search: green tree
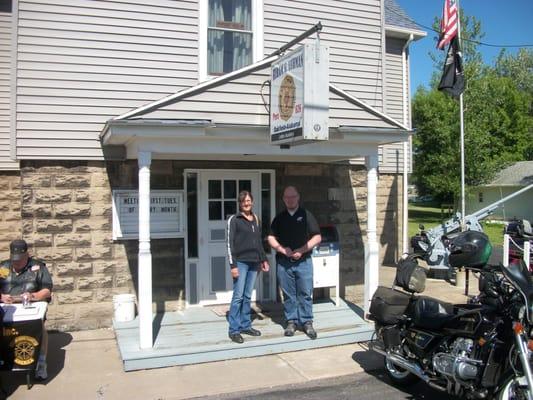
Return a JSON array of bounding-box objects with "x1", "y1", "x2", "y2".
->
[
  {"x1": 495, "y1": 49, "x2": 533, "y2": 95},
  {"x1": 412, "y1": 14, "x2": 532, "y2": 202},
  {"x1": 464, "y1": 72, "x2": 531, "y2": 185},
  {"x1": 494, "y1": 49, "x2": 533, "y2": 158}
]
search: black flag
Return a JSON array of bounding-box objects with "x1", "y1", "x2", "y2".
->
[{"x1": 438, "y1": 36, "x2": 465, "y2": 98}]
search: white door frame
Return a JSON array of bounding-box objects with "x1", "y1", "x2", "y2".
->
[{"x1": 184, "y1": 169, "x2": 276, "y2": 307}]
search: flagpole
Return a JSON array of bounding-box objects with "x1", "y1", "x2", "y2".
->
[
  {"x1": 457, "y1": 0, "x2": 465, "y2": 230},
  {"x1": 456, "y1": 0, "x2": 469, "y2": 296}
]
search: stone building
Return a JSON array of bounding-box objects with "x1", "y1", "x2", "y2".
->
[{"x1": 0, "y1": 0, "x2": 424, "y2": 331}]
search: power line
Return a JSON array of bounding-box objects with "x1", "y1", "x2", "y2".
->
[{"x1": 385, "y1": 4, "x2": 533, "y2": 48}]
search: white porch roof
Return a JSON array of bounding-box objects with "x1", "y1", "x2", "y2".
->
[{"x1": 102, "y1": 118, "x2": 409, "y2": 162}]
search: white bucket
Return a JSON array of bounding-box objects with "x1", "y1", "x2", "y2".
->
[{"x1": 113, "y1": 294, "x2": 136, "y2": 322}]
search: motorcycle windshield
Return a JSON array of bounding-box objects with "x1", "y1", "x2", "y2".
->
[{"x1": 500, "y1": 260, "x2": 533, "y2": 323}]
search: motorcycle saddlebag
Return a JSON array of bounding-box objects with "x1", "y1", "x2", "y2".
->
[
  {"x1": 370, "y1": 286, "x2": 411, "y2": 324},
  {"x1": 394, "y1": 257, "x2": 427, "y2": 293}
]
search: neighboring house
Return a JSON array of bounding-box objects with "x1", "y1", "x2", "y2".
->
[
  {"x1": 466, "y1": 161, "x2": 533, "y2": 221},
  {"x1": 0, "y1": 0, "x2": 424, "y2": 332}
]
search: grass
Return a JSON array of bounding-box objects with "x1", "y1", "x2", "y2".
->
[{"x1": 408, "y1": 203, "x2": 503, "y2": 246}]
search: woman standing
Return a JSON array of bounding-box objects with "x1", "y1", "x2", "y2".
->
[{"x1": 226, "y1": 191, "x2": 270, "y2": 343}]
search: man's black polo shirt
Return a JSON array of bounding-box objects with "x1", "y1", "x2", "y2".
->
[
  {"x1": 270, "y1": 207, "x2": 320, "y2": 264},
  {"x1": 0, "y1": 257, "x2": 53, "y2": 296}
]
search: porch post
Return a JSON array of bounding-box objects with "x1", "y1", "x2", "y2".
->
[
  {"x1": 138, "y1": 151, "x2": 153, "y2": 349},
  {"x1": 363, "y1": 155, "x2": 379, "y2": 316}
]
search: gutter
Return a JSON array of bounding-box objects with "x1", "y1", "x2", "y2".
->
[{"x1": 401, "y1": 34, "x2": 414, "y2": 254}]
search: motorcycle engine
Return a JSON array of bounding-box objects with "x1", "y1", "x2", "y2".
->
[{"x1": 433, "y1": 338, "x2": 480, "y2": 381}]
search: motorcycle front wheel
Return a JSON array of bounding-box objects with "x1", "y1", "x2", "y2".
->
[
  {"x1": 497, "y1": 376, "x2": 531, "y2": 400},
  {"x1": 384, "y1": 358, "x2": 418, "y2": 386}
]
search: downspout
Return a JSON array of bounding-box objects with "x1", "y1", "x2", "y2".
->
[{"x1": 401, "y1": 34, "x2": 414, "y2": 254}]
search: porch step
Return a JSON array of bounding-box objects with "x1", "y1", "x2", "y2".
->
[{"x1": 114, "y1": 299, "x2": 374, "y2": 371}]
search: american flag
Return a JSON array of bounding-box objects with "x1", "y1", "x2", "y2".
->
[{"x1": 437, "y1": 0, "x2": 458, "y2": 50}]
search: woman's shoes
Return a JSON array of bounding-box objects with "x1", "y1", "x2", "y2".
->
[
  {"x1": 229, "y1": 328, "x2": 261, "y2": 343},
  {"x1": 229, "y1": 333, "x2": 244, "y2": 343}
]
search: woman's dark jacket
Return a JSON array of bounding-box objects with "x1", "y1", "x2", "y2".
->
[{"x1": 226, "y1": 212, "x2": 267, "y2": 267}]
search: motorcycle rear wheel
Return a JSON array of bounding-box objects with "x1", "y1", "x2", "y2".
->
[
  {"x1": 497, "y1": 376, "x2": 530, "y2": 400},
  {"x1": 384, "y1": 358, "x2": 418, "y2": 386}
]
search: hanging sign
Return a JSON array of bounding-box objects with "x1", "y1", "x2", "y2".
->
[
  {"x1": 270, "y1": 43, "x2": 329, "y2": 145},
  {"x1": 112, "y1": 190, "x2": 184, "y2": 239}
]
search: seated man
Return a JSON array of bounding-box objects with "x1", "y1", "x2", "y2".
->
[{"x1": 0, "y1": 239, "x2": 53, "y2": 380}]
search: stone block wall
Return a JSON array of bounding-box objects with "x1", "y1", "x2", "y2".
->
[
  {"x1": 19, "y1": 160, "x2": 187, "y2": 330},
  {"x1": 0, "y1": 172, "x2": 22, "y2": 259},
  {"x1": 20, "y1": 161, "x2": 126, "y2": 330}
]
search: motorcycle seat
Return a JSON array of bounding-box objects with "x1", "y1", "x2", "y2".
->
[{"x1": 413, "y1": 297, "x2": 454, "y2": 330}]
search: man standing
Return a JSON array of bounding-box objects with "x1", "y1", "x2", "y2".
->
[
  {"x1": 0, "y1": 239, "x2": 53, "y2": 380},
  {"x1": 268, "y1": 186, "x2": 321, "y2": 339}
]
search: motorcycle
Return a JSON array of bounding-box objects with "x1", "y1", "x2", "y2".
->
[{"x1": 368, "y1": 230, "x2": 533, "y2": 399}]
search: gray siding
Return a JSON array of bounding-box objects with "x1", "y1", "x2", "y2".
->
[
  {"x1": 264, "y1": 0, "x2": 383, "y2": 108},
  {"x1": 379, "y1": 36, "x2": 410, "y2": 173},
  {"x1": 15, "y1": 0, "x2": 199, "y2": 159},
  {"x1": 147, "y1": 0, "x2": 389, "y2": 128},
  {"x1": 15, "y1": 0, "x2": 396, "y2": 160},
  {"x1": 0, "y1": 12, "x2": 18, "y2": 169}
]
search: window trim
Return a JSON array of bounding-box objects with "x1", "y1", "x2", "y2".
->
[{"x1": 198, "y1": 0, "x2": 263, "y2": 82}]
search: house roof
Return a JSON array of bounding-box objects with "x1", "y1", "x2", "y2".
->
[
  {"x1": 487, "y1": 161, "x2": 533, "y2": 186},
  {"x1": 384, "y1": 0, "x2": 426, "y2": 39}
]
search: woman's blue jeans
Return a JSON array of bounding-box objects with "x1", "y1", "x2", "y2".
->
[{"x1": 228, "y1": 261, "x2": 259, "y2": 334}]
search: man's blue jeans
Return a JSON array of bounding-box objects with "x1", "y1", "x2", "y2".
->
[
  {"x1": 277, "y1": 257, "x2": 313, "y2": 325},
  {"x1": 228, "y1": 261, "x2": 259, "y2": 335}
]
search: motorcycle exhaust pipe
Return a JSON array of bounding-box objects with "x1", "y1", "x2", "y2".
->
[{"x1": 370, "y1": 342, "x2": 447, "y2": 393}]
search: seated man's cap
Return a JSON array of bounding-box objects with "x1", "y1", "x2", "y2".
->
[{"x1": 10, "y1": 239, "x2": 28, "y2": 261}]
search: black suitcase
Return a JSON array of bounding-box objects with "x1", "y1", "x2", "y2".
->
[{"x1": 370, "y1": 286, "x2": 411, "y2": 324}]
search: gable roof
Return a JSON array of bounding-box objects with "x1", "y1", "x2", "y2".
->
[
  {"x1": 384, "y1": 0, "x2": 426, "y2": 39},
  {"x1": 487, "y1": 161, "x2": 533, "y2": 186}
]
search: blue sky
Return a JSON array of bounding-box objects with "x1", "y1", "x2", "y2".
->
[{"x1": 395, "y1": 0, "x2": 533, "y2": 95}]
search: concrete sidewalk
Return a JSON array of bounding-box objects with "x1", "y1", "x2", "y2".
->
[
  {"x1": 1, "y1": 330, "x2": 381, "y2": 400},
  {"x1": 1, "y1": 267, "x2": 476, "y2": 400}
]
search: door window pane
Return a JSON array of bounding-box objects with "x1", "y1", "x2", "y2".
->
[
  {"x1": 208, "y1": 180, "x2": 221, "y2": 199},
  {"x1": 239, "y1": 180, "x2": 251, "y2": 193},
  {"x1": 224, "y1": 201, "x2": 237, "y2": 218},
  {"x1": 224, "y1": 180, "x2": 236, "y2": 198},
  {"x1": 209, "y1": 201, "x2": 222, "y2": 220}
]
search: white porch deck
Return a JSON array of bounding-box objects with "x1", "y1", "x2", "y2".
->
[{"x1": 113, "y1": 299, "x2": 373, "y2": 371}]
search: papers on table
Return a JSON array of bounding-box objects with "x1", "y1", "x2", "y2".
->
[{"x1": 0, "y1": 302, "x2": 48, "y2": 322}]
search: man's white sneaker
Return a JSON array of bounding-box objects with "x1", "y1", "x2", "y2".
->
[{"x1": 35, "y1": 360, "x2": 48, "y2": 380}]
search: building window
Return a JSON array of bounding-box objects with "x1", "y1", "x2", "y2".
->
[
  {"x1": 199, "y1": 0, "x2": 263, "y2": 81},
  {"x1": 478, "y1": 192, "x2": 483, "y2": 203},
  {"x1": 0, "y1": 1, "x2": 12, "y2": 13},
  {"x1": 208, "y1": 0, "x2": 252, "y2": 75}
]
